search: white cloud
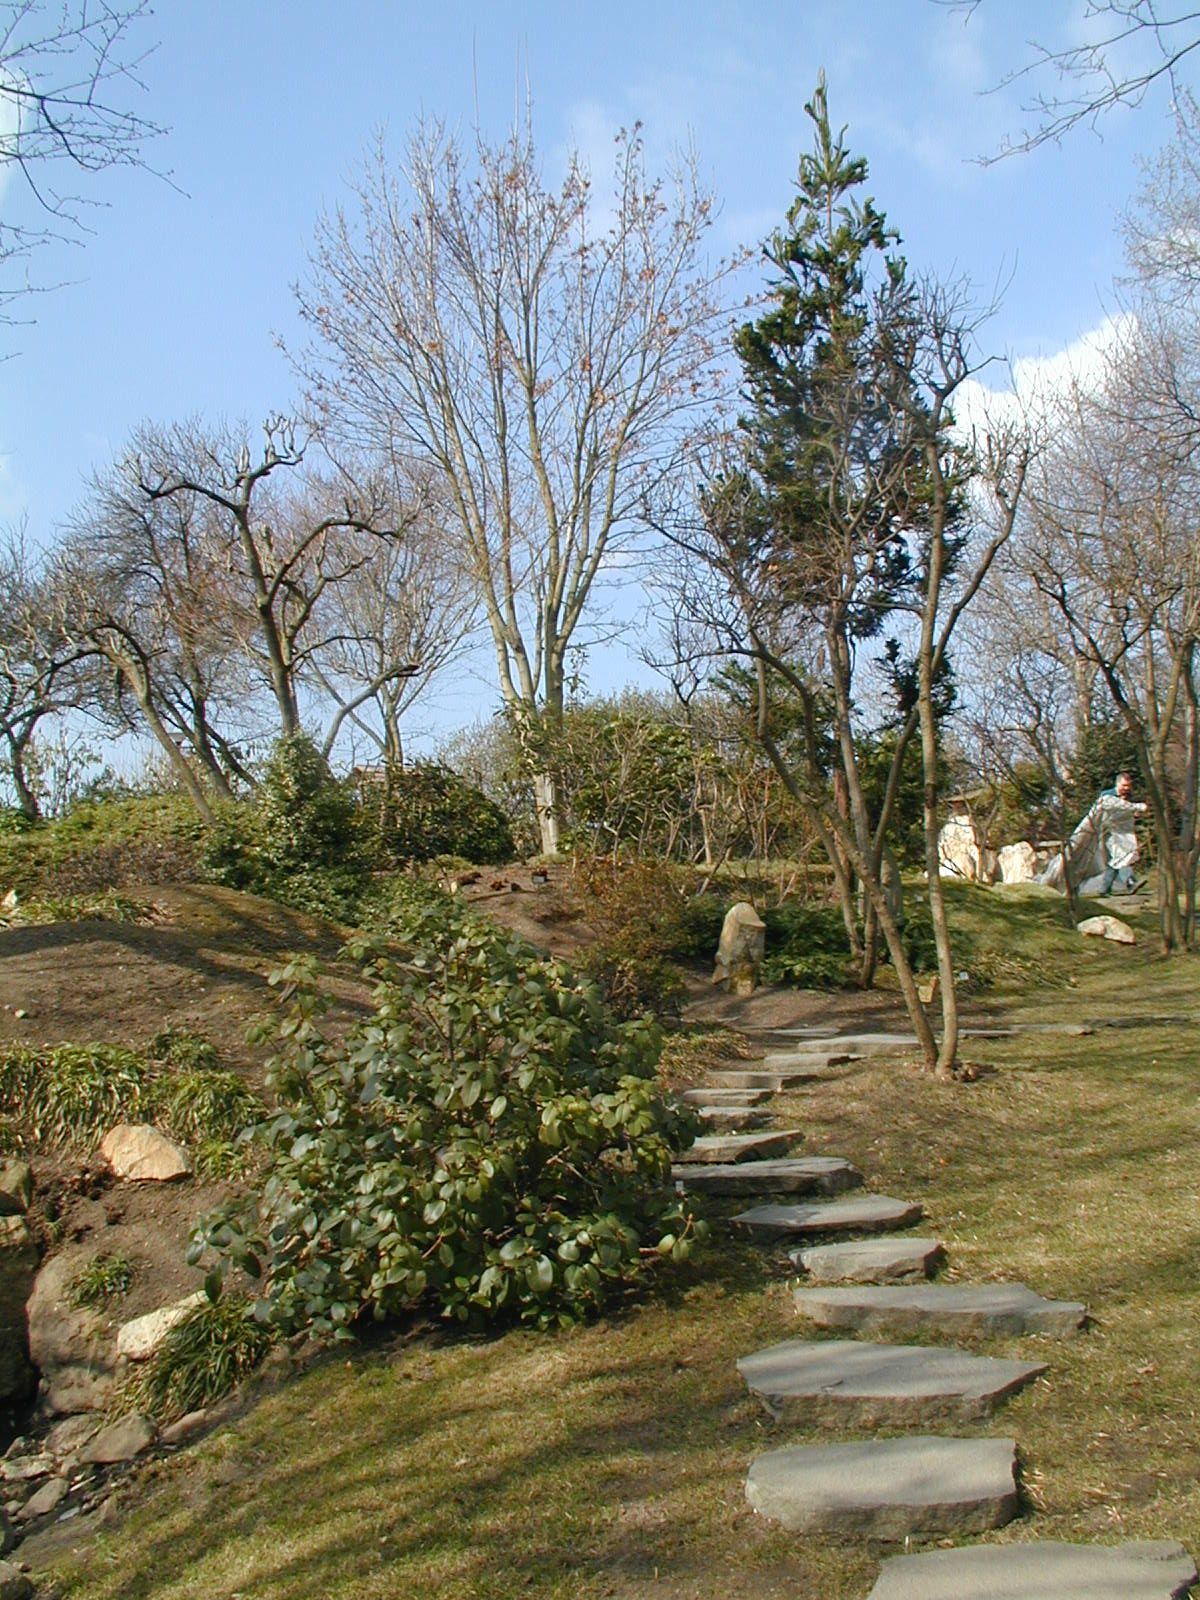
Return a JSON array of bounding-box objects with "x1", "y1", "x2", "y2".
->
[{"x1": 954, "y1": 312, "x2": 1135, "y2": 439}]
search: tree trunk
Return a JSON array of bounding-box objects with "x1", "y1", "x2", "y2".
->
[{"x1": 533, "y1": 771, "x2": 561, "y2": 856}]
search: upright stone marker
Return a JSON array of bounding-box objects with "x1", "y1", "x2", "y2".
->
[{"x1": 713, "y1": 901, "x2": 766, "y2": 995}]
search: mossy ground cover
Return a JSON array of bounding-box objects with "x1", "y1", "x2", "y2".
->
[{"x1": 38, "y1": 884, "x2": 1200, "y2": 1599}]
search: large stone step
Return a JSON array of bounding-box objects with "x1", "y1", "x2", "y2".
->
[
  {"x1": 866, "y1": 1539, "x2": 1198, "y2": 1599},
  {"x1": 709, "y1": 1067, "x2": 844, "y2": 1091},
  {"x1": 746, "y1": 1435, "x2": 1018, "y2": 1539},
  {"x1": 675, "y1": 1129, "x2": 803, "y2": 1165},
  {"x1": 679, "y1": 1087, "x2": 772, "y2": 1107},
  {"x1": 759, "y1": 1049, "x2": 857, "y2": 1070},
  {"x1": 671, "y1": 1156, "x2": 862, "y2": 1197},
  {"x1": 735, "y1": 1194, "x2": 923, "y2": 1238},
  {"x1": 692, "y1": 1105, "x2": 772, "y2": 1130},
  {"x1": 737, "y1": 1338, "x2": 1047, "y2": 1426},
  {"x1": 792, "y1": 1282, "x2": 1087, "y2": 1338},
  {"x1": 795, "y1": 1237, "x2": 946, "y2": 1284}
]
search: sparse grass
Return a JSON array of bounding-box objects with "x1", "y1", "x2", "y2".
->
[
  {"x1": 121, "y1": 1296, "x2": 276, "y2": 1423},
  {"x1": 0, "y1": 1039, "x2": 262, "y2": 1153},
  {"x1": 69, "y1": 1251, "x2": 137, "y2": 1309},
  {"x1": 657, "y1": 1026, "x2": 758, "y2": 1088},
  {"x1": 42, "y1": 881, "x2": 1200, "y2": 1599}
]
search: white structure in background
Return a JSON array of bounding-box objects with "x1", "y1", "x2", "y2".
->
[
  {"x1": 996, "y1": 841, "x2": 1040, "y2": 883},
  {"x1": 936, "y1": 802, "x2": 996, "y2": 883}
]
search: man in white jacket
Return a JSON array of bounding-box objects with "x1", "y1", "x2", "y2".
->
[{"x1": 1096, "y1": 772, "x2": 1147, "y2": 895}]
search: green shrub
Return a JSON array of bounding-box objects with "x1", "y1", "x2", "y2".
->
[
  {"x1": 567, "y1": 857, "x2": 692, "y2": 1018},
  {"x1": 362, "y1": 762, "x2": 514, "y2": 865},
  {"x1": 0, "y1": 890, "x2": 150, "y2": 926},
  {"x1": 194, "y1": 894, "x2": 705, "y2": 1336},
  {"x1": 258, "y1": 735, "x2": 359, "y2": 872},
  {"x1": 69, "y1": 1252, "x2": 136, "y2": 1309},
  {"x1": 761, "y1": 901, "x2": 855, "y2": 987},
  {"x1": 0, "y1": 793, "x2": 204, "y2": 898},
  {"x1": 123, "y1": 1293, "x2": 275, "y2": 1421}
]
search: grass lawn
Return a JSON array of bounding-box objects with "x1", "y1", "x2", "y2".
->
[{"x1": 41, "y1": 885, "x2": 1200, "y2": 1599}]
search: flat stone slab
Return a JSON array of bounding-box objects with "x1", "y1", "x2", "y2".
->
[
  {"x1": 693, "y1": 1105, "x2": 771, "y2": 1129},
  {"x1": 771, "y1": 1030, "x2": 917, "y2": 1053},
  {"x1": 675, "y1": 1129, "x2": 802, "y2": 1165},
  {"x1": 734, "y1": 1194, "x2": 923, "y2": 1238},
  {"x1": 792, "y1": 1282, "x2": 1087, "y2": 1337},
  {"x1": 708, "y1": 1068, "x2": 842, "y2": 1091},
  {"x1": 746, "y1": 1435, "x2": 1018, "y2": 1539},
  {"x1": 671, "y1": 1156, "x2": 862, "y2": 1197},
  {"x1": 680, "y1": 1088, "x2": 772, "y2": 1106},
  {"x1": 760, "y1": 1050, "x2": 856, "y2": 1070},
  {"x1": 867, "y1": 1539, "x2": 1198, "y2": 1599},
  {"x1": 793, "y1": 1237, "x2": 946, "y2": 1284},
  {"x1": 737, "y1": 1339, "x2": 1047, "y2": 1426}
]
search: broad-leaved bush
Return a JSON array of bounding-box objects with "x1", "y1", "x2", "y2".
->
[{"x1": 194, "y1": 888, "x2": 705, "y2": 1334}]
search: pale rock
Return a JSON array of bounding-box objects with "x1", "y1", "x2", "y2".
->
[
  {"x1": 26, "y1": 1251, "x2": 118, "y2": 1415},
  {"x1": 117, "y1": 1292, "x2": 206, "y2": 1362},
  {"x1": 998, "y1": 840, "x2": 1039, "y2": 883},
  {"x1": 160, "y1": 1408, "x2": 211, "y2": 1447},
  {"x1": 713, "y1": 902, "x2": 766, "y2": 994},
  {"x1": 1078, "y1": 914, "x2": 1136, "y2": 944},
  {"x1": 0, "y1": 1456, "x2": 52, "y2": 1482},
  {"x1": 77, "y1": 1412, "x2": 156, "y2": 1465},
  {"x1": 16, "y1": 1476, "x2": 68, "y2": 1521},
  {"x1": 0, "y1": 1163, "x2": 32, "y2": 1217},
  {"x1": 99, "y1": 1124, "x2": 191, "y2": 1182},
  {"x1": 937, "y1": 814, "x2": 994, "y2": 882}
]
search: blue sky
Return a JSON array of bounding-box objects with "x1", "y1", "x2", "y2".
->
[{"x1": 0, "y1": 0, "x2": 1191, "y2": 748}]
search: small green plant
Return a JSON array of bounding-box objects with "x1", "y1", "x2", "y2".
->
[
  {"x1": 0, "y1": 1044, "x2": 154, "y2": 1148},
  {"x1": 152, "y1": 1070, "x2": 261, "y2": 1145},
  {"x1": 147, "y1": 1028, "x2": 219, "y2": 1072},
  {"x1": 0, "y1": 1044, "x2": 263, "y2": 1153},
  {"x1": 123, "y1": 1293, "x2": 275, "y2": 1421},
  {"x1": 192, "y1": 1138, "x2": 253, "y2": 1183},
  {"x1": 69, "y1": 1251, "x2": 136, "y2": 1309},
  {"x1": 0, "y1": 890, "x2": 150, "y2": 927}
]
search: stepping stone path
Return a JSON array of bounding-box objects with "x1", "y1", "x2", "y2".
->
[
  {"x1": 737, "y1": 1338, "x2": 1047, "y2": 1426},
  {"x1": 672, "y1": 1025, "x2": 1197, "y2": 1591},
  {"x1": 745, "y1": 1435, "x2": 1018, "y2": 1538},
  {"x1": 692, "y1": 1105, "x2": 771, "y2": 1130},
  {"x1": 791, "y1": 1281, "x2": 1087, "y2": 1338},
  {"x1": 735, "y1": 1194, "x2": 924, "y2": 1238},
  {"x1": 866, "y1": 1539, "x2": 1198, "y2": 1598},
  {"x1": 795, "y1": 1237, "x2": 944, "y2": 1284},
  {"x1": 675, "y1": 1129, "x2": 802, "y2": 1165},
  {"x1": 671, "y1": 1156, "x2": 861, "y2": 1197},
  {"x1": 680, "y1": 1087, "x2": 772, "y2": 1106}
]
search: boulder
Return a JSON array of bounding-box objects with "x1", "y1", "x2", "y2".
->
[
  {"x1": 0, "y1": 1163, "x2": 32, "y2": 1217},
  {"x1": 16, "y1": 1476, "x2": 68, "y2": 1521},
  {"x1": 997, "y1": 840, "x2": 1039, "y2": 883},
  {"x1": 77, "y1": 1411, "x2": 156, "y2": 1465},
  {"x1": 713, "y1": 902, "x2": 766, "y2": 995},
  {"x1": 1078, "y1": 914, "x2": 1136, "y2": 945},
  {"x1": 937, "y1": 814, "x2": 993, "y2": 883},
  {"x1": 99, "y1": 1124, "x2": 191, "y2": 1182},
  {"x1": 117, "y1": 1292, "x2": 207, "y2": 1362},
  {"x1": 0, "y1": 1561, "x2": 31, "y2": 1600},
  {"x1": 26, "y1": 1249, "x2": 118, "y2": 1415},
  {"x1": 0, "y1": 1217, "x2": 37, "y2": 1407}
]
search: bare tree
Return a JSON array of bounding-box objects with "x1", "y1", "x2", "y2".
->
[
  {"x1": 1, "y1": 0, "x2": 164, "y2": 315},
  {"x1": 0, "y1": 524, "x2": 94, "y2": 816},
  {"x1": 127, "y1": 418, "x2": 402, "y2": 743},
  {"x1": 1020, "y1": 317, "x2": 1200, "y2": 949},
  {"x1": 951, "y1": 0, "x2": 1200, "y2": 159},
  {"x1": 295, "y1": 116, "x2": 732, "y2": 852},
  {"x1": 306, "y1": 489, "x2": 478, "y2": 764}
]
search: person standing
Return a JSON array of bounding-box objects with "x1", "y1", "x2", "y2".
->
[{"x1": 1097, "y1": 771, "x2": 1148, "y2": 894}]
